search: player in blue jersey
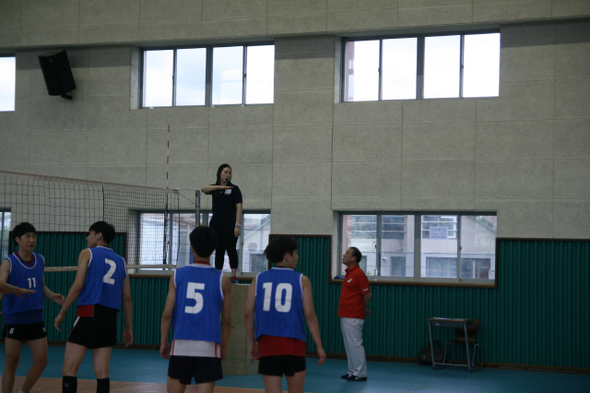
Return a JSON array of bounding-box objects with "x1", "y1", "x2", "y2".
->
[
  {"x1": 0, "y1": 222, "x2": 65, "y2": 393},
  {"x1": 54, "y1": 221, "x2": 133, "y2": 393},
  {"x1": 0, "y1": 276, "x2": 35, "y2": 296},
  {"x1": 160, "y1": 226, "x2": 231, "y2": 393},
  {"x1": 245, "y1": 236, "x2": 326, "y2": 393}
]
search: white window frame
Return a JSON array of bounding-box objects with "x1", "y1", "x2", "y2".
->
[
  {"x1": 337, "y1": 212, "x2": 497, "y2": 287},
  {"x1": 0, "y1": 210, "x2": 11, "y2": 260},
  {"x1": 342, "y1": 31, "x2": 500, "y2": 102},
  {"x1": 137, "y1": 210, "x2": 270, "y2": 278},
  {"x1": 141, "y1": 43, "x2": 274, "y2": 108},
  {"x1": 0, "y1": 56, "x2": 16, "y2": 112}
]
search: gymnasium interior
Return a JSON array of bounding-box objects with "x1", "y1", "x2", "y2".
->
[{"x1": 0, "y1": 1, "x2": 589, "y2": 392}]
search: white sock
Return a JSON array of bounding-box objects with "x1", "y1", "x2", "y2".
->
[{"x1": 19, "y1": 390, "x2": 27, "y2": 393}]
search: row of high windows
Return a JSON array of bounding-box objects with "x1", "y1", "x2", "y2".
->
[{"x1": 0, "y1": 31, "x2": 500, "y2": 112}]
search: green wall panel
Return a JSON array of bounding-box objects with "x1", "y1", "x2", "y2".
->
[
  {"x1": 44, "y1": 271, "x2": 77, "y2": 341},
  {"x1": 10, "y1": 232, "x2": 126, "y2": 267},
  {"x1": 124, "y1": 276, "x2": 169, "y2": 345},
  {"x1": 294, "y1": 236, "x2": 588, "y2": 369},
  {"x1": 3, "y1": 234, "x2": 587, "y2": 369}
]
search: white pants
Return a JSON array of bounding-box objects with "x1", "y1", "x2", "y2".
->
[{"x1": 340, "y1": 317, "x2": 367, "y2": 378}]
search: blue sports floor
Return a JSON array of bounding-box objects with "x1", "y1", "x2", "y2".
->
[{"x1": 2, "y1": 345, "x2": 589, "y2": 393}]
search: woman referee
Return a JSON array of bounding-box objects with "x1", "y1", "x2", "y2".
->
[{"x1": 201, "y1": 163, "x2": 243, "y2": 283}]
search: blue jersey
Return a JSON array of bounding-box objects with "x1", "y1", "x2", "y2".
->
[
  {"x1": 254, "y1": 268, "x2": 306, "y2": 342},
  {"x1": 172, "y1": 264, "x2": 223, "y2": 343},
  {"x1": 2, "y1": 252, "x2": 45, "y2": 323},
  {"x1": 77, "y1": 246, "x2": 127, "y2": 310}
]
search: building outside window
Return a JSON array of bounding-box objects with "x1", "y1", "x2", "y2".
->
[
  {"x1": 138, "y1": 211, "x2": 270, "y2": 276},
  {"x1": 339, "y1": 213, "x2": 497, "y2": 285}
]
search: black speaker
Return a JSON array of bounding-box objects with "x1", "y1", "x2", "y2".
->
[{"x1": 38, "y1": 50, "x2": 76, "y2": 99}]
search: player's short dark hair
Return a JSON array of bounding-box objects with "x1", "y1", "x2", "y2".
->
[
  {"x1": 349, "y1": 247, "x2": 362, "y2": 263},
  {"x1": 264, "y1": 236, "x2": 298, "y2": 264},
  {"x1": 12, "y1": 222, "x2": 37, "y2": 241},
  {"x1": 89, "y1": 221, "x2": 116, "y2": 244},
  {"x1": 190, "y1": 226, "x2": 218, "y2": 258}
]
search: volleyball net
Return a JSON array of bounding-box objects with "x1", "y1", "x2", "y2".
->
[{"x1": 0, "y1": 171, "x2": 182, "y2": 270}]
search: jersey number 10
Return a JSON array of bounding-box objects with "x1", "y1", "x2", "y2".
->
[{"x1": 262, "y1": 282, "x2": 293, "y2": 313}]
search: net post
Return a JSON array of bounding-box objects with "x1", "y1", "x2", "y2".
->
[{"x1": 195, "y1": 190, "x2": 201, "y2": 226}]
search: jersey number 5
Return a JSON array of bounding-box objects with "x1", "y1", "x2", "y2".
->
[
  {"x1": 262, "y1": 282, "x2": 292, "y2": 312},
  {"x1": 185, "y1": 282, "x2": 204, "y2": 314}
]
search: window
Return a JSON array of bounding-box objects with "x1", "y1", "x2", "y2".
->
[
  {"x1": 343, "y1": 32, "x2": 500, "y2": 102},
  {"x1": 339, "y1": 213, "x2": 497, "y2": 286},
  {"x1": 138, "y1": 211, "x2": 270, "y2": 276},
  {"x1": 0, "y1": 210, "x2": 11, "y2": 260},
  {"x1": 0, "y1": 56, "x2": 16, "y2": 112},
  {"x1": 240, "y1": 213, "x2": 271, "y2": 273},
  {"x1": 422, "y1": 215, "x2": 457, "y2": 239},
  {"x1": 143, "y1": 44, "x2": 274, "y2": 107}
]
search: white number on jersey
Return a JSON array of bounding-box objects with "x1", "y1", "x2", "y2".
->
[
  {"x1": 27, "y1": 277, "x2": 37, "y2": 288},
  {"x1": 103, "y1": 259, "x2": 117, "y2": 285},
  {"x1": 261, "y1": 282, "x2": 292, "y2": 313},
  {"x1": 185, "y1": 282, "x2": 205, "y2": 314}
]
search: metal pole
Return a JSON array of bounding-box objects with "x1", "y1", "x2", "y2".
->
[{"x1": 195, "y1": 190, "x2": 201, "y2": 226}]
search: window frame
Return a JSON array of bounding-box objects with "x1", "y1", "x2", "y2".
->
[
  {"x1": 141, "y1": 42, "x2": 274, "y2": 108},
  {"x1": 335, "y1": 211, "x2": 498, "y2": 288},
  {"x1": 341, "y1": 30, "x2": 500, "y2": 102},
  {"x1": 0, "y1": 55, "x2": 16, "y2": 112},
  {"x1": 135, "y1": 209, "x2": 270, "y2": 279},
  {"x1": 0, "y1": 210, "x2": 11, "y2": 260}
]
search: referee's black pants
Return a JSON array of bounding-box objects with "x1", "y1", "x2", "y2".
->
[{"x1": 212, "y1": 227, "x2": 239, "y2": 271}]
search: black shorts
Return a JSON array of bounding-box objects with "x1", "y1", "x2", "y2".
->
[
  {"x1": 67, "y1": 304, "x2": 118, "y2": 349},
  {"x1": 258, "y1": 355, "x2": 306, "y2": 377},
  {"x1": 168, "y1": 356, "x2": 223, "y2": 385},
  {"x1": 2, "y1": 321, "x2": 47, "y2": 342}
]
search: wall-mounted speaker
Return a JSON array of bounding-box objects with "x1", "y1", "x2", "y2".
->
[{"x1": 38, "y1": 50, "x2": 76, "y2": 99}]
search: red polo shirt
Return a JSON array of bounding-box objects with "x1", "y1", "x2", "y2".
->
[{"x1": 338, "y1": 265, "x2": 370, "y2": 319}]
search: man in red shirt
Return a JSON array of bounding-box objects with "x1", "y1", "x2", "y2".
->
[{"x1": 338, "y1": 247, "x2": 371, "y2": 382}]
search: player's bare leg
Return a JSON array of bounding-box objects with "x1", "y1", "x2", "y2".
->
[
  {"x1": 20, "y1": 337, "x2": 49, "y2": 392},
  {"x1": 285, "y1": 370, "x2": 306, "y2": 393},
  {"x1": 2, "y1": 337, "x2": 22, "y2": 393},
  {"x1": 262, "y1": 375, "x2": 283, "y2": 393}
]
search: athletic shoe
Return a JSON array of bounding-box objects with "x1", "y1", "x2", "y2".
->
[
  {"x1": 341, "y1": 374, "x2": 350, "y2": 379},
  {"x1": 231, "y1": 276, "x2": 238, "y2": 284},
  {"x1": 347, "y1": 376, "x2": 367, "y2": 382}
]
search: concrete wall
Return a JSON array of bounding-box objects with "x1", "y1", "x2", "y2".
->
[
  {"x1": 0, "y1": 1, "x2": 589, "y2": 240},
  {"x1": 1, "y1": 0, "x2": 589, "y2": 47}
]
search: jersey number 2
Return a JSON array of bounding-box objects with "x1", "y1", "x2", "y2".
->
[{"x1": 103, "y1": 259, "x2": 117, "y2": 285}]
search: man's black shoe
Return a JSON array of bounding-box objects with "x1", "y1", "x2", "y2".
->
[
  {"x1": 347, "y1": 376, "x2": 368, "y2": 381},
  {"x1": 341, "y1": 374, "x2": 350, "y2": 379}
]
